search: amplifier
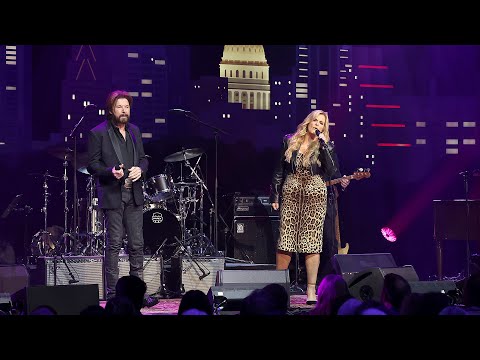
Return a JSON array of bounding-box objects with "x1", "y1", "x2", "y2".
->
[
  {"x1": 180, "y1": 256, "x2": 225, "y2": 294},
  {"x1": 32, "y1": 255, "x2": 163, "y2": 300},
  {"x1": 233, "y1": 217, "x2": 279, "y2": 264},
  {"x1": 32, "y1": 256, "x2": 105, "y2": 300},
  {"x1": 118, "y1": 255, "x2": 162, "y2": 297},
  {"x1": 234, "y1": 196, "x2": 279, "y2": 217}
]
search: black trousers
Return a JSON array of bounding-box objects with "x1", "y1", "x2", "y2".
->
[
  {"x1": 104, "y1": 187, "x2": 144, "y2": 299},
  {"x1": 318, "y1": 190, "x2": 338, "y2": 280}
]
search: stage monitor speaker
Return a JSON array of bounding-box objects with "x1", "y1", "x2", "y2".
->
[
  {"x1": 210, "y1": 269, "x2": 290, "y2": 311},
  {"x1": 31, "y1": 256, "x2": 104, "y2": 300},
  {"x1": 233, "y1": 217, "x2": 279, "y2": 264},
  {"x1": 12, "y1": 284, "x2": 99, "y2": 315},
  {"x1": 347, "y1": 266, "x2": 419, "y2": 302},
  {"x1": 118, "y1": 255, "x2": 161, "y2": 297},
  {"x1": 0, "y1": 264, "x2": 29, "y2": 295},
  {"x1": 408, "y1": 280, "x2": 458, "y2": 295},
  {"x1": 332, "y1": 253, "x2": 397, "y2": 283}
]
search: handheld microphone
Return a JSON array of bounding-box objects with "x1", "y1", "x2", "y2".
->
[{"x1": 315, "y1": 129, "x2": 326, "y2": 146}]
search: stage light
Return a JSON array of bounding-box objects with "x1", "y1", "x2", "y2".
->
[{"x1": 381, "y1": 227, "x2": 397, "y2": 242}]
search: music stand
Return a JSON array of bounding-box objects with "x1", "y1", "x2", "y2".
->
[{"x1": 433, "y1": 199, "x2": 480, "y2": 280}]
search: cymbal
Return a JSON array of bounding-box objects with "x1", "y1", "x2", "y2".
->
[
  {"x1": 174, "y1": 181, "x2": 200, "y2": 187},
  {"x1": 77, "y1": 166, "x2": 90, "y2": 175},
  {"x1": 47, "y1": 146, "x2": 73, "y2": 160},
  {"x1": 47, "y1": 146, "x2": 88, "y2": 167},
  {"x1": 164, "y1": 148, "x2": 204, "y2": 163},
  {"x1": 27, "y1": 172, "x2": 61, "y2": 180}
]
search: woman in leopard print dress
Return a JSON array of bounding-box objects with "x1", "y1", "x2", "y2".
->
[{"x1": 271, "y1": 110, "x2": 336, "y2": 304}]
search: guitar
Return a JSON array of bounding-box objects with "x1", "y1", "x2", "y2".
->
[
  {"x1": 325, "y1": 168, "x2": 371, "y2": 187},
  {"x1": 327, "y1": 168, "x2": 371, "y2": 254}
]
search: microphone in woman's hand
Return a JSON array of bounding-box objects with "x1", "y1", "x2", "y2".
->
[{"x1": 315, "y1": 129, "x2": 326, "y2": 146}]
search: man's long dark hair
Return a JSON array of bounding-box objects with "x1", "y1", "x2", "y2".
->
[{"x1": 106, "y1": 90, "x2": 133, "y2": 121}]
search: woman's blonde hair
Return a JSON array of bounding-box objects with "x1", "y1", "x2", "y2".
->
[{"x1": 285, "y1": 110, "x2": 330, "y2": 167}]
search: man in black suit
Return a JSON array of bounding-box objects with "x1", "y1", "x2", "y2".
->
[{"x1": 87, "y1": 90, "x2": 157, "y2": 306}]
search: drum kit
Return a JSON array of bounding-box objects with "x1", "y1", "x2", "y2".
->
[
  {"x1": 27, "y1": 146, "x2": 215, "y2": 264},
  {"x1": 142, "y1": 147, "x2": 215, "y2": 262}
]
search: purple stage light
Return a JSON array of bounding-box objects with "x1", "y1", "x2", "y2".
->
[{"x1": 381, "y1": 227, "x2": 397, "y2": 242}]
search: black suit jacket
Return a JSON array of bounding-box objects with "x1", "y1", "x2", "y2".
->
[{"x1": 87, "y1": 120, "x2": 148, "y2": 209}]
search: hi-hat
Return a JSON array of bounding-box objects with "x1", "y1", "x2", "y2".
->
[
  {"x1": 164, "y1": 148, "x2": 204, "y2": 163},
  {"x1": 28, "y1": 172, "x2": 61, "y2": 180},
  {"x1": 47, "y1": 146, "x2": 89, "y2": 172}
]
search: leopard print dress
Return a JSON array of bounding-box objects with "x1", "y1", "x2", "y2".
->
[{"x1": 277, "y1": 152, "x2": 327, "y2": 253}]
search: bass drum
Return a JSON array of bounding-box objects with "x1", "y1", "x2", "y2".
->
[{"x1": 143, "y1": 204, "x2": 181, "y2": 260}]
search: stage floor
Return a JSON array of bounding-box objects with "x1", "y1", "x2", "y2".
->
[{"x1": 100, "y1": 294, "x2": 313, "y2": 315}]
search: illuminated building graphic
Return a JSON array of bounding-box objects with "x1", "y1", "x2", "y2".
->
[
  {"x1": 220, "y1": 45, "x2": 271, "y2": 110},
  {"x1": 0, "y1": 45, "x2": 31, "y2": 153}
]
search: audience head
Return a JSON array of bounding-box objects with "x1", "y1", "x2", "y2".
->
[
  {"x1": 310, "y1": 274, "x2": 349, "y2": 315},
  {"x1": 30, "y1": 305, "x2": 57, "y2": 315},
  {"x1": 381, "y1": 273, "x2": 412, "y2": 312},
  {"x1": 115, "y1": 275, "x2": 147, "y2": 311},
  {"x1": 105, "y1": 295, "x2": 139, "y2": 316},
  {"x1": 178, "y1": 290, "x2": 213, "y2": 315},
  {"x1": 240, "y1": 283, "x2": 289, "y2": 315}
]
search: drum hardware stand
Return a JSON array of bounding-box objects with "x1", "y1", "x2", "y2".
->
[
  {"x1": 83, "y1": 175, "x2": 104, "y2": 256},
  {"x1": 60, "y1": 154, "x2": 75, "y2": 255},
  {"x1": 182, "y1": 155, "x2": 215, "y2": 256},
  {"x1": 173, "y1": 110, "x2": 229, "y2": 252},
  {"x1": 31, "y1": 172, "x2": 54, "y2": 257},
  {"x1": 68, "y1": 103, "x2": 97, "y2": 254}
]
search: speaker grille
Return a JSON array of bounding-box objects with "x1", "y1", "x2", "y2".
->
[
  {"x1": 181, "y1": 256, "x2": 225, "y2": 294},
  {"x1": 233, "y1": 217, "x2": 279, "y2": 264},
  {"x1": 38, "y1": 256, "x2": 104, "y2": 300},
  {"x1": 118, "y1": 255, "x2": 161, "y2": 297}
]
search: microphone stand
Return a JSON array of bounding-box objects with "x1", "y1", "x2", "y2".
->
[
  {"x1": 181, "y1": 111, "x2": 229, "y2": 253},
  {"x1": 460, "y1": 171, "x2": 471, "y2": 279},
  {"x1": 173, "y1": 235, "x2": 210, "y2": 281},
  {"x1": 68, "y1": 104, "x2": 96, "y2": 254}
]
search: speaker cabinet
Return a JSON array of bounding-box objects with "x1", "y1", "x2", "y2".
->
[
  {"x1": 0, "y1": 264, "x2": 29, "y2": 295},
  {"x1": 347, "y1": 266, "x2": 419, "y2": 302},
  {"x1": 210, "y1": 269, "x2": 290, "y2": 311},
  {"x1": 31, "y1": 256, "x2": 104, "y2": 299},
  {"x1": 332, "y1": 253, "x2": 397, "y2": 283},
  {"x1": 118, "y1": 255, "x2": 162, "y2": 297},
  {"x1": 32, "y1": 255, "x2": 163, "y2": 300},
  {"x1": 12, "y1": 284, "x2": 99, "y2": 315},
  {"x1": 233, "y1": 217, "x2": 279, "y2": 264},
  {"x1": 180, "y1": 256, "x2": 225, "y2": 294}
]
